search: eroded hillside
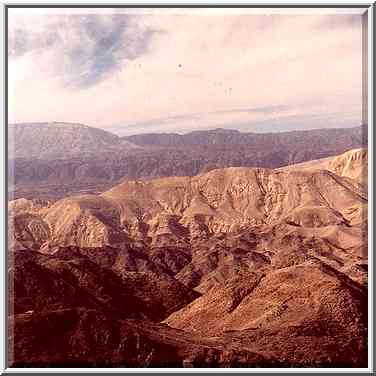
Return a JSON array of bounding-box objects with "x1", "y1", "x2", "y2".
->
[{"x1": 8, "y1": 148, "x2": 368, "y2": 367}]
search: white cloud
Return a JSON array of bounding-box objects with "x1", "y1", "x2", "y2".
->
[{"x1": 8, "y1": 8, "x2": 364, "y2": 133}]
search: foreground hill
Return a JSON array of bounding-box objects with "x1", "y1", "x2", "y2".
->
[
  {"x1": 10, "y1": 306, "x2": 283, "y2": 367},
  {"x1": 8, "y1": 148, "x2": 368, "y2": 367},
  {"x1": 9, "y1": 124, "x2": 367, "y2": 199},
  {"x1": 281, "y1": 148, "x2": 368, "y2": 185}
]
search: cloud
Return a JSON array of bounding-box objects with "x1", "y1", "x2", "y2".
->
[
  {"x1": 217, "y1": 105, "x2": 293, "y2": 115},
  {"x1": 318, "y1": 13, "x2": 363, "y2": 29},
  {"x1": 8, "y1": 9, "x2": 364, "y2": 132},
  {"x1": 9, "y1": 27, "x2": 59, "y2": 58},
  {"x1": 9, "y1": 13, "x2": 158, "y2": 88},
  {"x1": 109, "y1": 105, "x2": 295, "y2": 134},
  {"x1": 110, "y1": 105, "x2": 360, "y2": 136}
]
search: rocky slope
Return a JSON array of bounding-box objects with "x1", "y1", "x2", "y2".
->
[
  {"x1": 10, "y1": 307, "x2": 284, "y2": 368},
  {"x1": 8, "y1": 148, "x2": 368, "y2": 367},
  {"x1": 282, "y1": 148, "x2": 368, "y2": 185}
]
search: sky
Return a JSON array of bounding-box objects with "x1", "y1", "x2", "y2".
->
[{"x1": 8, "y1": 8, "x2": 366, "y2": 136}]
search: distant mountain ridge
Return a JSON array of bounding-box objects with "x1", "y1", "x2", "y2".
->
[
  {"x1": 8, "y1": 122, "x2": 368, "y2": 199},
  {"x1": 8, "y1": 122, "x2": 139, "y2": 159},
  {"x1": 124, "y1": 124, "x2": 367, "y2": 148}
]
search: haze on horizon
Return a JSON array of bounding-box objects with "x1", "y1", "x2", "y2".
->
[{"x1": 8, "y1": 8, "x2": 365, "y2": 136}]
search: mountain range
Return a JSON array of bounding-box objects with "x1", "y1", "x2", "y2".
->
[
  {"x1": 8, "y1": 122, "x2": 367, "y2": 200},
  {"x1": 8, "y1": 143, "x2": 368, "y2": 367},
  {"x1": 8, "y1": 122, "x2": 139, "y2": 159}
]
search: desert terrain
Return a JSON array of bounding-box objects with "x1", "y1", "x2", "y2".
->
[{"x1": 8, "y1": 123, "x2": 368, "y2": 367}]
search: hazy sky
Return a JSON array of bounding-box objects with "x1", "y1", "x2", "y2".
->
[{"x1": 8, "y1": 8, "x2": 366, "y2": 135}]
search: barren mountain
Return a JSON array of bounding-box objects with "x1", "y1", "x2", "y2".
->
[
  {"x1": 8, "y1": 122, "x2": 139, "y2": 160},
  {"x1": 8, "y1": 147, "x2": 368, "y2": 367},
  {"x1": 281, "y1": 148, "x2": 368, "y2": 185},
  {"x1": 9, "y1": 123, "x2": 367, "y2": 200},
  {"x1": 124, "y1": 125, "x2": 367, "y2": 149}
]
